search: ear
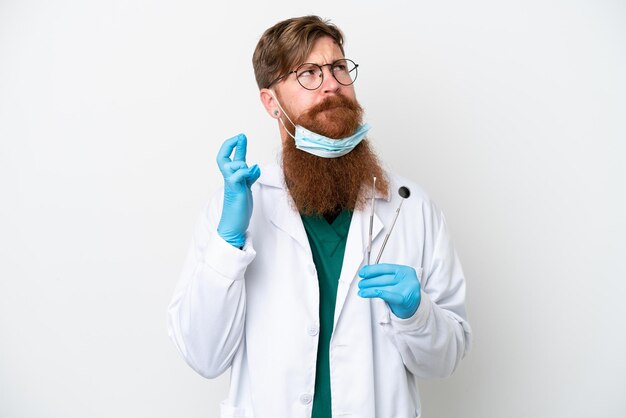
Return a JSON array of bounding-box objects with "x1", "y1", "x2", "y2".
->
[{"x1": 260, "y1": 88, "x2": 281, "y2": 119}]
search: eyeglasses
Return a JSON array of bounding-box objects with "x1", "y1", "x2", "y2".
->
[{"x1": 266, "y1": 58, "x2": 359, "y2": 90}]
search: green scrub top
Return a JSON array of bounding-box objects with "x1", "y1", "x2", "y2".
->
[{"x1": 301, "y1": 209, "x2": 353, "y2": 418}]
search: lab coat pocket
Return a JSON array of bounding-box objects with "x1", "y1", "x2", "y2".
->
[{"x1": 220, "y1": 400, "x2": 253, "y2": 418}]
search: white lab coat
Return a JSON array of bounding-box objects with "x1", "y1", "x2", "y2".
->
[{"x1": 167, "y1": 163, "x2": 472, "y2": 418}]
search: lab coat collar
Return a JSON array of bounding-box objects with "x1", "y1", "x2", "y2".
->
[{"x1": 257, "y1": 163, "x2": 285, "y2": 189}]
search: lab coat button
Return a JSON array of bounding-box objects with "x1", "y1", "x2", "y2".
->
[
  {"x1": 300, "y1": 393, "x2": 313, "y2": 405},
  {"x1": 307, "y1": 325, "x2": 319, "y2": 336},
  {"x1": 308, "y1": 264, "x2": 316, "y2": 276}
]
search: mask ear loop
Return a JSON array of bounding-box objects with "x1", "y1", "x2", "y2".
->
[{"x1": 270, "y1": 90, "x2": 297, "y2": 141}]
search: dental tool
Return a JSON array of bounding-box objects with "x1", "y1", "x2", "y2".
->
[
  {"x1": 367, "y1": 176, "x2": 377, "y2": 264},
  {"x1": 375, "y1": 186, "x2": 410, "y2": 264}
]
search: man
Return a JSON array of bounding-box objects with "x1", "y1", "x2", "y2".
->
[{"x1": 168, "y1": 15, "x2": 472, "y2": 418}]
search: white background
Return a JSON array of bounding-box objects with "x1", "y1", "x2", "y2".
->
[{"x1": 1, "y1": 1, "x2": 625, "y2": 417}]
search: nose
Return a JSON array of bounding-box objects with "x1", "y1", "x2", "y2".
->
[{"x1": 320, "y1": 65, "x2": 341, "y2": 94}]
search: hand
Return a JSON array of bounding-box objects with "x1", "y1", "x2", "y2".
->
[
  {"x1": 358, "y1": 264, "x2": 421, "y2": 319},
  {"x1": 216, "y1": 134, "x2": 261, "y2": 248}
]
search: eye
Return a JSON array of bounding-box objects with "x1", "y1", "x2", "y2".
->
[
  {"x1": 297, "y1": 64, "x2": 320, "y2": 79},
  {"x1": 333, "y1": 59, "x2": 352, "y2": 72}
]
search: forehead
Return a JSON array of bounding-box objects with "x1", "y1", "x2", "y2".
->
[{"x1": 302, "y1": 36, "x2": 345, "y2": 64}]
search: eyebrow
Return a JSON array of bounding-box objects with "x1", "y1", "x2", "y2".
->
[{"x1": 300, "y1": 57, "x2": 346, "y2": 66}]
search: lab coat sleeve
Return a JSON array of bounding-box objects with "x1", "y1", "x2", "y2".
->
[
  {"x1": 167, "y1": 189, "x2": 256, "y2": 379},
  {"x1": 381, "y1": 205, "x2": 472, "y2": 379}
]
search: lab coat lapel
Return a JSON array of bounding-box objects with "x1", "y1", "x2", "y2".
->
[
  {"x1": 333, "y1": 205, "x2": 384, "y2": 329},
  {"x1": 268, "y1": 193, "x2": 312, "y2": 255},
  {"x1": 260, "y1": 164, "x2": 312, "y2": 255}
]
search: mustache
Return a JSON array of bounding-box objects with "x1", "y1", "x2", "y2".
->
[{"x1": 304, "y1": 95, "x2": 360, "y2": 116}]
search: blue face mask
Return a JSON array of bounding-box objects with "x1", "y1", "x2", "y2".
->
[
  {"x1": 271, "y1": 91, "x2": 370, "y2": 158},
  {"x1": 291, "y1": 123, "x2": 371, "y2": 158}
]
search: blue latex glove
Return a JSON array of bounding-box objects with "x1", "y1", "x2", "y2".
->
[
  {"x1": 358, "y1": 264, "x2": 421, "y2": 319},
  {"x1": 216, "y1": 134, "x2": 261, "y2": 248}
]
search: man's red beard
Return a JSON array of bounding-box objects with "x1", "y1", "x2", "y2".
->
[{"x1": 281, "y1": 95, "x2": 389, "y2": 216}]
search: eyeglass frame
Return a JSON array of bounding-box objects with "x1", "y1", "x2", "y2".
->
[{"x1": 265, "y1": 58, "x2": 359, "y2": 90}]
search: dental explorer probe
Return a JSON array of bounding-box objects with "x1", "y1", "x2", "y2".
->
[
  {"x1": 375, "y1": 186, "x2": 410, "y2": 264},
  {"x1": 367, "y1": 176, "x2": 377, "y2": 264}
]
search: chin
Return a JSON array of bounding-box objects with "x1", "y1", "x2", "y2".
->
[{"x1": 315, "y1": 117, "x2": 350, "y2": 138}]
